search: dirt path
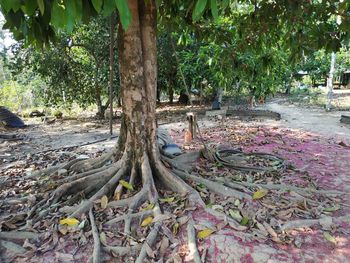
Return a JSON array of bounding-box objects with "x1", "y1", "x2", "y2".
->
[{"x1": 263, "y1": 100, "x2": 350, "y2": 143}]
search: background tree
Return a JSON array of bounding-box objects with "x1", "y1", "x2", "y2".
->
[{"x1": 8, "y1": 16, "x2": 119, "y2": 117}]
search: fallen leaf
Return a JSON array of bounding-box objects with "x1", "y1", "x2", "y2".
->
[
  {"x1": 59, "y1": 217, "x2": 79, "y2": 226},
  {"x1": 252, "y1": 189, "x2": 268, "y2": 200},
  {"x1": 229, "y1": 209, "x2": 243, "y2": 222},
  {"x1": 323, "y1": 232, "x2": 337, "y2": 245},
  {"x1": 262, "y1": 222, "x2": 278, "y2": 237},
  {"x1": 159, "y1": 197, "x2": 175, "y2": 203},
  {"x1": 145, "y1": 242, "x2": 156, "y2": 258},
  {"x1": 153, "y1": 214, "x2": 172, "y2": 222},
  {"x1": 78, "y1": 220, "x2": 86, "y2": 229},
  {"x1": 212, "y1": 204, "x2": 224, "y2": 211},
  {"x1": 100, "y1": 232, "x2": 107, "y2": 245},
  {"x1": 255, "y1": 222, "x2": 269, "y2": 237},
  {"x1": 177, "y1": 216, "x2": 189, "y2": 226},
  {"x1": 197, "y1": 229, "x2": 215, "y2": 239},
  {"x1": 141, "y1": 216, "x2": 153, "y2": 227},
  {"x1": 159, "y1": 236, "x2": 169, "y2": 256},
  {"x1": 113, "y1": 184, "x2": 123, "y2": 200},
  {"x1": 144, "y1": 203, "x2": 155, "y2": 210},
  {"x1": 100, "y1": 195, "x2": 108, "y2": 209},
  {"x1": 240, "y1": 217, "x2": 249, "y2": 226},
  {"x1": 323, "y1": 205, "x2": 340, "y2": 212},
  {"x1": 119, "y1": 180, "x2": 134, "y2": 191},
  {"x1": 23, "y1": 239, "x2": 37, "y2": 250},
  {"x1": 55, "y1": 252, "x2": 74, "y2": 261},
  {"x1": 58, "y1": 225, "x2": 68, "y2": 235},
  {"x1": 172, "y1": 222, "x2": 179, "y2": 235}
]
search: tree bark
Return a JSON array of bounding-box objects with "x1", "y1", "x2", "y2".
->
[{"x1": 117, "y1": 0, "x2": 158, "y2": 164}]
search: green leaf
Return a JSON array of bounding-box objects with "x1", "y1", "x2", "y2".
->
[
  {"x1": 102, "y1": 0, "x2": 115, "y2": 17},
  {"x1": 51, "y1": 0, "x2": 66, "y2": 29},
  {"x1": 21, "y1": 0, "x2": 37, "y2": 16},
  {"x1": 65, "y1": 0, "x2": 79, "y2": 32},
  {"x1": 0, "y1": 0, "x2": 12, "y2": 12},
  {"x1": 240, "y1": 217, "x2": 249, "y2": 226},
  {"x1": 323, "y1": 204, "x2": 340, "y2": 213},
  {"x1": 37, "y1": 0, "x2": 44, "y2": 15},
  {"x1": 115, "y1": 0, "x2": 131, "y2": 29},
  {"x1": 192, "y1": 0, "x2": 207, "y2": 21},
  {"x1": 119, "y1": 179, "x2": 134, "y2": 190},
  {"x1": 323, "y1": 232, "x2": 337, "y2": 245},
  {"x1": 10, "y1": 0, "x2": 21, "y2": 12},
  {"x1": 92, "y1": 0, "x2": 103, "y2": 12},
  {"x1": 210, "y1": 0, "x2": 218, "y2": 20},
  {"x1": 229, "y1": 209, "x2": 243, "y2": 222}
]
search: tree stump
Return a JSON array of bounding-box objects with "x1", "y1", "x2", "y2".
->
[{"x1": 186, "y1": 112, "x2": 197, "y2": 139}]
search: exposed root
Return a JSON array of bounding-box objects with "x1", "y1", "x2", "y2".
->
[
  {"x1": 71, "y1": 164, "x2": 129, "y2": 217},
  {"x1": 25, "y1": 158, "x2": 81, "y2": 179},
  {"x1": 281, "y1": 214, "x2": 349, "y2": 231},
  {"x1": 89, "y1": 208, "x2": 101, "y2": 263},
  {"x1": 70, "y1": 149, "x2": 117, "y2": 173},
  {"x1": 154, "y1": 159, "x2": 205, "y2": 207},
  {"x1": 105, "y1": 210, "x2": 153, "y2": 226},
  {"x1": 103, "y1": 244, "x2": 142, "y2": 257},
  {"x1": 0, "y1": 231, "x2": 39, "y2": 240},
  {"x1": 49, "y1": 164, "x2": 120, "y2": 206},
  {"x1": 107, "y1": 190, "x2": 147, "y2": 208},
  {"x1": 187, "y1": 219, "x2": 202, "y2": 263},
  {"x1": 222, "y1": 179, "x2": 349, "y2": 196},
  {"x1": 135, "y1": 222, "x2": 161, "y2": 263},
  {"x1": 173, "y1": 169, "x2": 251, "y2": 200}
]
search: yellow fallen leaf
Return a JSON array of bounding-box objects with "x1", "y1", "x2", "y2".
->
[
  {"x1": 59, "y1": 217, "x2": 80, "y2": 226},
  {"x1": 119, "y1": 180, "x2": 134, "y2": 191},
  {"x1": 252, "y1": 189, "x2": 268, "y2": 200},
  {"x1": 100, "y1": 195, "x2": 108, "y2": 209},
  {"x1": 113, "y1": 185, "x2": 123, "y2": 200},
  {"x1": 144, "y1": 203, "x2": 155, "y2": 210},
  {"x1": 324, "y1": 232, "x2": 337, "y2": 245},
  {"x1": 159, "y1": 197, "x2": 175, "y2": 203},
  {"x1": 197, "y1": 228, "x2": 215, "y2": 239},
  {"x1": 141, "y1": 216, "x2": 153, "y2": 227},
  {"x1": 172, "y1": 222, "x2": 179, "y2": 235}
]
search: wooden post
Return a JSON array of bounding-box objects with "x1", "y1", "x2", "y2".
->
[{"x1": 186, "y1": 112, "x2": 197, "y2": 139}]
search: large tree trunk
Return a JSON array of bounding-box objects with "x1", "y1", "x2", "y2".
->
[{"x1": 118, "y1": 0, "x2": 158, "y2": 163}]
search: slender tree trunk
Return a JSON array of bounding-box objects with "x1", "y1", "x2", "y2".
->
[
  {"x1": 95, "y1": 62, "x2": 105, "y2": 118},
  {"x1": 109, "y1": 13, "x2": 116, "y2": 135},
  {"x1": 326, "y1": 52, "x2": 336, "y2": 111},
  {"x1": 168, "y1": 81, "x2": 174, "y2": 104}
]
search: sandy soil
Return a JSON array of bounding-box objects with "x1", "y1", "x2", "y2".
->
[{"x1": 262, "y1": 99, "x2": 350, "y2": 143}]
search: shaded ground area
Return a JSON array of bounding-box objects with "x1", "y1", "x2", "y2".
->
[{"x1": 1, "y1": 103, "x2": 350, "y2": 262}]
